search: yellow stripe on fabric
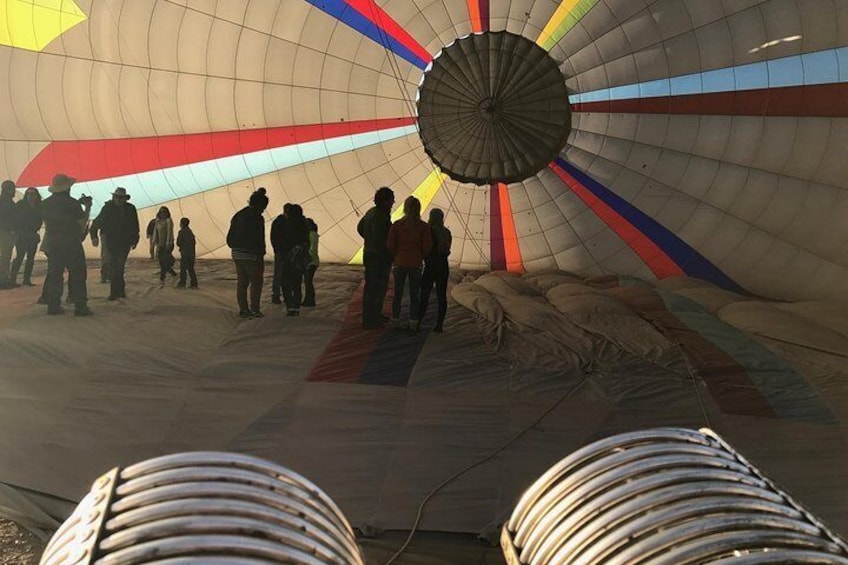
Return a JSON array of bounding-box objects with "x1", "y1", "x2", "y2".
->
[
  {"x1": 349, "y1": 169, "x2": 447, "y2": 265},
  {"x1": 0, "y1": 0, "x2": 87, "y2": 52},
  {"x1": 536, "y1": 0, "x2": 598, "y2": 51}
]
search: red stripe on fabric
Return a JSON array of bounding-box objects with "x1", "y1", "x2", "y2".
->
[
  {"x1": 17, "y1": 117, "x2": 417, "y2": 186},
  {"x1": 343, "y1": 0, "x2": 432, "y2": 65},
  {"x1": 478, "y1": 0, "x2": 489, "y2": 32},
  {"x1": 610, "y1": 286, "x2": 777, "y2": 419},
  {"x1": 549, "y1": 163, "x2": 684, "y2": 279},
  {"x1": 490, "y1": 183, "x2": 506, "y2": 270},
  {"x1": 307, "y1": 282, "x2": 386, "y2": 383},
  {"x1": 571, "y1": 83, "x2": 848, "y2": 117}
]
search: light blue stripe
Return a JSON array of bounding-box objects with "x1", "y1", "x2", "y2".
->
[
  {"x1": 571, "y1": 46, "x2": 848, "y2": 103},
  {"x1": 45, "y1": 125, "x2": 418, "y2": 211},
  {"x1": 767, "y1": 55, "x2": 804, "y2": 88},
  {"x1": 803, "y1": 49, "x2": 840, "y2": 84}
]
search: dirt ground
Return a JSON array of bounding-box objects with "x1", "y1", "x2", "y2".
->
[{"x1": 0, "y1": 520, "x2": 43, "y2": 564}]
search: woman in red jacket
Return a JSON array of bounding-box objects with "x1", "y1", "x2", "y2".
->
[{"x1": 387, "y1": 196, "x2": 432, "y2": 325}]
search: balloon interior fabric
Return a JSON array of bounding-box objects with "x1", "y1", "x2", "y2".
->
[
  {"x1": 1, "y1": 0, "x2": 848, "y2": 562},
  {"x1": 1, "y1": 0, "x2": 847, "y2": 300},
  {"x1": 416, "y1": 31, "x2": 572, "y2": 185}
]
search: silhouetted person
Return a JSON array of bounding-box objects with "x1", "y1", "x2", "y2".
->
[
  {"x1": 10, "y1": 187, "x2": 42, "y2": 287},
  {"x1": 146, "y1": 218, "x2": 157, "y2": 259},
  {"x1": 302, "y1": 218, "x2": 319, "y2": 307},
  {"x1": 270, "y1": 203, "x2": 291, "y2": 305},
  {"x1": 227, "y1": 187, "x2": 268, "y2": 318},
  {"x1": 90, "y1": 187, "x2": 139, "y2": 301},
  {"x1": 41, "y1": 174, "x2": 93, "y2": 316},
  {"x1": 387, "y1": 196, "x2": 432, "y2": 326},
  {"x1": 0, "y1": 180, "x2": 17, "y2": 288},
  {"x1": 417, "y1": 208, "x2": 452, "y2": 333},
  {"x1": 176, "y1": 217, "x2": 198, "y2": 288},
  {"x1": 358, "y1": 186, "x2": 394, "y2": 329},
  {"x1": 272, "y1": 203, "x2": 308, "y2": 316},
  {"x1": 152, "y1": 206, "x2": 176, "y2": 283}
]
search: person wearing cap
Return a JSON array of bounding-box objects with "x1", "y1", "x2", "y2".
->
[
  {"x1": 90, "y1": 187, "x2": 140, "y2": 301},
  {"x1": 357, "y1": 186, "x2": 395, "y2": 329},
  {"x1": 0, "y1": 180, "x2": 18, "y2": 289},
  {"x1": 41, "y1": 173, "x2": 93, "y2": 316},
  {"x1": 9, "y1": 187, "x2": 42, "y2": 287}
]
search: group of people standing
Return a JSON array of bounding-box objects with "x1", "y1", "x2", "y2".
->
[
  {"x1": 142, "y1": 207, "x2": 198, "y2": 289},
  {"x1": 1, "y1": 176, "x2": 450, "y2": 329},
  {"x1": 0, "y1": 181, "x2": 43, "y2": 289},
  {"x1": 358, "y1": 186, "x2": 452, "y2": 332},
  {"x1": 0, "y1": 175, "x2": 199, "y2": 316},
  {"x1": 0, "y1": 174, "x2": 95, "y2": 315},
  {"x1": 226, "y1": 188, "x2": 320, "y2": 319}
]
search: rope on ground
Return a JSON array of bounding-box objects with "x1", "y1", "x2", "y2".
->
[{"x1": 383, "y1": 376, "x2": 589, "y2": 565}]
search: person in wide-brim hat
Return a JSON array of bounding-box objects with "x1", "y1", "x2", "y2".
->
[
  {"x1": 112, "y1": 187, "x2": 131, "y2": 200},
  {"x1": 48, "y1": 173, "x2": 76, "y2": 194}
]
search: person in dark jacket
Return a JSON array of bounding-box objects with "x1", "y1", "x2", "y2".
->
[
  {"x1": 302, "y1": 218, "x2": 319, "y2": 307},
  {"x1": 417, "y1": 208, "x2": 452, "y2": 333},
  {"x1": 90, "y1": 187, "x2": 139, "y2": 301},
  {"x1": 41, "y1": 174, "x2": 93, "y2": 316},
  {"x1": 227, "y1": 187, "x2": 268, "y2": 318},
  {"x1": 270, "y1": 203, "x2": 291, "y2": 305},
  {"x1": 357, "y1": 186, "x2": 394, "y2": 329},
  {"x1": 271, "y1": 203, "x2": 309, "y2": 316},
  {"x1": 9, "y1": 187, "x2": 42, "y2": 286},
  {"x1": 176, "y1": 217, "x2": 198, "y2": 288},
  {"x1": 0, "y1": 180, "x2": 17, "y2": 288}
]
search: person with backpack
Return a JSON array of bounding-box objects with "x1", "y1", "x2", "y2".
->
[
  {"x1": 302, "y1": 218, "x2": 319, "y2": 307},
  {"x1": 271, "y1": 203, "x2": 308, "y2": 316},
  {"x1": 227, "y1": 188, "x2": 268, "y2": 318},
  {"x1": 417, "y1": 208, "x2": 452, "y2": 333},
  {"x1": 387, "y1": 196, "x2": 432, "y2": 327}
]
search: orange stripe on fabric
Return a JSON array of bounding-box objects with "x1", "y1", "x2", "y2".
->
[
  {"x1": 467, "y1": 0, "x2": 483, "y2": 33},
  {"x1": 496, "y1": 183, "x2": 524, "y2": 273}
]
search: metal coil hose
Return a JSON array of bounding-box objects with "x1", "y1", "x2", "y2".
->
[
  {"x1": 502, "y1": 428, "x2": 848, "y2": 565},
  {"x1": 40, "y1": 452, "x2": 364, "y2": 564}
]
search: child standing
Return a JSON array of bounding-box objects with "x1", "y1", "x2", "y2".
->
[{"x1": 176, "y1": 217, "x2": 198, "y2": 288}]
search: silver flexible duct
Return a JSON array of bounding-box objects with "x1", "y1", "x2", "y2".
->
[
  {"x1": 502, "y1": 428, "x2": 848, "y2": 565},
  {"x1": 39, "y1": 452, "x2": 364, "y2": 564}
]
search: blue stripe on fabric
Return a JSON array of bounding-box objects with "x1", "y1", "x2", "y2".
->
[
  {"x1": 657, "y1": 291, "x2": 837, "y2": 425},
  {"x1": 569, "y1": 46, "x2": 848, "y2": 104},
  {"x1": 304, "y1": 0, "x2": 428, "y2": 69},
  {"x1": 39, "y1": 125, "x2": 419, "y2": 211},
  {"x1": 555, "y1": 157, "x2": 745, "y2": 293}
]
